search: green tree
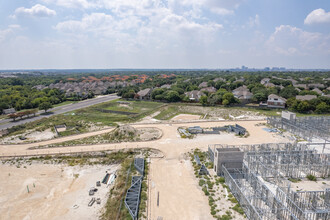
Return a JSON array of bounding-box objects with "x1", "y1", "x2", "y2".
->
[
  {"x1": 39, "y1": 102, "x2": 53, "y2": 112},
  {"x1": 297, "y1": 101, "x2": 311, "y2": 113},
  {"x1": 315, "y1": 102, "x2": 329, "y2": 114},
  {"x1": 164, "y1": 90, "x2": 181, "y2": 102},
  {"x1": 279, "y1": 86, "x2": 298, "y2": 99},
  {"x1": 222, "y1": 99, "x2": 229, "y2": 106},
  {"x1": 207, "y1": 80, "x2": 215, "y2": 87},
  {"x1": 253, "y1": 92, "x2": 267, "y2": 102},
  {"x1": 222, "y1": 92, "x2": 235, "y2": 104},
  {"x1": 199, "y1": 96, "x2": 208, "y2": 106},
  {"x1": 151, "y1": 88, "x2": 165, "y2": 99}
]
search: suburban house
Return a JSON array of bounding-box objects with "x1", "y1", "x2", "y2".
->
[
  {"x1": 213, "y1": 77, "x2": 225, "y2": 82},
  {"x1": 160, "y1": 84, "x2": 172, "y2": 89},
  {"x1": 200, "y1": 87, "x2": 217, "y2": 94},
  {"x1": 136, "y1": 88, "x2": 152, "y2": 100},
  {"x1": 232, "y1": 86, "x2": 253, "y2": 102},
  {"x1": 234, "y1": 78, "x2": 244, "y2": 83},
  {"x1": 260, "y1": 78, "x2": 271, "y2": 85},
  {"x1": 264, "y1": 82, "x2": 275, "y2": 88},
  {"x1": 294, "y1": 84, "x2": 308, "y2": 90},
  {"x1": 296, "y1": 95, "x2": 317, "y2": 101},
  {"x1": 198, "y1": 82, "x2": 208, "y2": 88},
  {"x1": 267, "y1": 94, "x2": 286, "y2": 108},
  {"x1": 185, "y1": 90, "x2": 203, "y2": 101},
  {"x1": 287, "y1": 78, "x2": 298, "y2": 85},
  {"x1": 308, "y1": 83, "x2": 325, "y2": 89},
  {"x1": 312, "y1": 88, "x2": 322, "y2": 95}
]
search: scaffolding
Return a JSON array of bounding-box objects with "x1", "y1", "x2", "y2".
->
[
  {"x1": 267, "y1": 116, "x2": 330, "y2": 142},
  {"x1": 218, "y1": 143, "x2": 330, "y2": 220},
  {"x1": 125, "y1": 158, "x2": 145, "y2": 220},
  {"x1": 209, "y1": 142, "x2": 309, "y2": 154}
]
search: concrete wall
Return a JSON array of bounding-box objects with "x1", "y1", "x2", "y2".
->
[
  {"x1": 214, "y1": 148, "x2": 244, "y2": 176},
  {"x1": 282, "y1": 111, "x2": 296, "y2": 121}
]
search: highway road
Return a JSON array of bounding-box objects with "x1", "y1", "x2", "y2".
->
[{"x1": 0, "y1": 94, "x2": 119, "y2": 130}]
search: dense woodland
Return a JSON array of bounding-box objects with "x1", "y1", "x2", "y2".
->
[{"x1": 0, "y1": 70, "x2": 330, "y2": 115}]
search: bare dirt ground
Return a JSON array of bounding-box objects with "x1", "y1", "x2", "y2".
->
[
  {"x1": 136, "y1": 111, "x2": 161, "y2": 124},
  {"x1": 171, "y1": 114, "x2": 201, "y2": 121},
  {"x1": 0, "y1": 120, "x2": 291, "y2": 220},
  {"x1": 0, "y1": 128, "x2": 56, "y2": 144},
  {"x1": 291, "y1": 179, "x2": 330, "y2": 192},
  {"x1": 0, "y1": 163, "x2": 117, "y2": 220},
  {"x1": 146, "y1": 121, "x2": 290, "y2": 220}
]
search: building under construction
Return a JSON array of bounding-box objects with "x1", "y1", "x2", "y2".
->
[
  {"x1": 208, "y1": 142, "x2": 330, "y2": 220},
  {"x1": 267, "y1": 113, "x2": 330, "y2": 143}
]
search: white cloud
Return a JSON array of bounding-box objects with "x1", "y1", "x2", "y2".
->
[
  {"x1": 42, "y1": 0, "x2": 93, "y2": 9},
  {"x1": 179, "y1": 0, "x2": 243, "y2": 15},
  {"x1": 266, "y1": 25, "x2": 330, "y2": 56},
  {"x1": 248, "y1": 14, "x2": 260, "y2": 27},
  {"x1": 0, "y1": 25, "x2": 21, "y2": 42},
  {"x1": 304, "y1": 8, "x2": 330, "y2": 25},
  {"x1": 44, "y1": 0, "x2": 242, "y2": 16},
  {"x1": 53, "y1": 0, "x2": 224, "y2": 57},
  {"x1": 14, "y1": 4, "x2": 56, "y2": 18},
  {"x1": 210, "y1": 8, "x2": 234, "y2": 16}
]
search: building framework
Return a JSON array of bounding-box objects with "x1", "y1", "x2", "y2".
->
[
  {"x1": 210, "y1": 143, "x2": 330, "y2": 220},
  {"x1": 125, "y1": 158, "x2": 145, "y2": 220},
  {"x1": 267, "y1": 116, "x2": 330, "y2": 143}
]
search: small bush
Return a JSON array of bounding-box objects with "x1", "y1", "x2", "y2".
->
[
  {"x1": 307, "y1": 174, "x2": 317, "y2": 181},
  {"x1": 202, "y1": 186, "x2": 210, "y2": 196},
  {"x1": 232, "y1": 204, "x2": 245, "y2": 215},
  {"x1": 199, "y1": 179, "x2": 205, "y2": 186},
  {"x1": 288, "y1": 178, "x2": 301, "y2": 183}
]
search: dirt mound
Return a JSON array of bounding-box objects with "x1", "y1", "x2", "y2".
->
[{"x1": 115, "y1": 125, "x2": 137, "y2": 136}]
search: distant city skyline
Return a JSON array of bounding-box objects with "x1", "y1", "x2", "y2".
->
[{"x1": 0, "y1": 0, "x2": 330, "y2": 69}]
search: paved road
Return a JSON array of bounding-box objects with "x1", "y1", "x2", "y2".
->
[{"x1": 0, "y1": 94, "x2": 119, "y2": 130}]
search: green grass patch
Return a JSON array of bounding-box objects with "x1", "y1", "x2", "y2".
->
[
  {"x1": 2, "y1": 100, "x2": 164, "y2": 139},
  {"x1": 153, "y1": 104, "x2": 202, "y2": 120},
  {"x1": 105, "y1": 100, "x2": 163, "y2": 113}
]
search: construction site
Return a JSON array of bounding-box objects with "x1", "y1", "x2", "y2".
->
[
  {"x1": 206, "y1": 112, "x2": 330, "y2": 220},
  {"x1": 0, "y1": 109, "x2": 329, "y2": 220}
]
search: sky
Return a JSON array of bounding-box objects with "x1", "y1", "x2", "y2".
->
[{"x1": 0, "y1": 0, "x2": 330, "y2": 69}]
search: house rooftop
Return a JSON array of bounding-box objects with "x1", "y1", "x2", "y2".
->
[{"x1": 296, "y1": 95, "x2": 317, "y2": 101}]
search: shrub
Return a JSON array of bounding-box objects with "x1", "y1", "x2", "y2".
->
[
  {"x1": 199, "y1": 179, "x2": 206, "y2": 186},
  {"x1": 232, "y1": 204, "x2": 245, "y2": 215},
  {"x1": 307, "y1": 174, "x2": 317, "y2": 181},
  {"x1": 202, "y1": 187, "x2": 210, "y2": 196}
]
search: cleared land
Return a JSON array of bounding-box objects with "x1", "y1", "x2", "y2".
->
[
  {"x1": 154, "y1": 104, "x2": 267, "y2": 120},
  {"x1": 2, "y1": 99, "x2": 321, "y2": 220},
  {"x1": 0, "y1": 120, "x2": 290, "y2": 220},
  {"x1": 0, "y1": 163, "x2": 117, "y2": 220}
]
